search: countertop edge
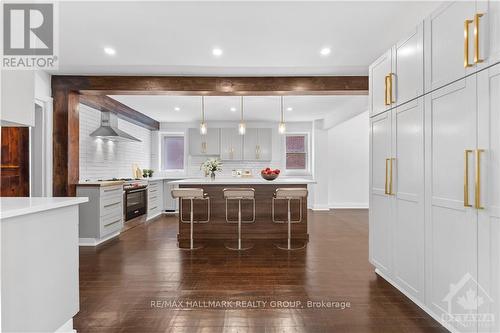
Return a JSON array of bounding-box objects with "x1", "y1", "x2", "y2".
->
[{"x1": 1, "y1": 197, "x2": 89, "y2": 220}]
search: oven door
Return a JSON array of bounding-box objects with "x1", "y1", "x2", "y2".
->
[{"x1": 125, "y1": 188, "x2": 147, "y2": 221}]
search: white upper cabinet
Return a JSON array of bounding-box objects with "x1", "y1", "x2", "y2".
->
[
  {"x1": 424, "y1": 1, "x2": 479, "y2": 92},
  {"x1": 243, "y1": 128, "x2": 272, "y2": 161},
  {"x1": 1, "y1": 70, "x2": 35, "y2": 127},
  {"x1": 477, "y1": 0, "x2": 500, "y2": 68},
  {"x1": 220, "y1": 128, "x2": 243, "y2": 160},
  {"x1": 189, "y1": 128, "x2": 220, "y2": 156},
  {"x1": 369, "y1": 49, "x2": 393, "y2": 117},
  {"x1": 393, "y1": 23, "x2": 424, "y2": 107}
]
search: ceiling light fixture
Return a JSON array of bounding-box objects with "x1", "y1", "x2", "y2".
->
[
  {"x1": 230, "y1": 107, "x2": 236, "y2": 112},
  {"x1": 200, "y1": 96, "x2": 207, "y2": 135},
  {"x1": 320, "y1": 47, "x2": 331, "y2": 56},
  {"x1": 104, "y1": 47, "x2": 116, "y2": 56},
  {"x1": 238, "y1": 97, "x2": 246, "y2": 135},
  {"x1": 174, "y1": 107, "x2": 180, "y2": 111},
  {"x1": 212, "y1": 48, "x2": 223, "y2": 57},
  {"x1": 279, "y1": 96, "x2": 286, "y2": 135},
  {"x1": 286, "y1": 107, "x2": 293, "y2": 111}
]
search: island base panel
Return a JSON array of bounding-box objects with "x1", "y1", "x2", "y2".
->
[{"x1": 177, "y1": 184, "x2": 308, "y2": 241}]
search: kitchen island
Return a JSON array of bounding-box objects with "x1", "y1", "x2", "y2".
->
[
  {"x1": 168, "y1": 178, "x2": 315, "y2": 245},
  {"x1": 0, "y1": 197, "x2": 88, "y2": 332}
]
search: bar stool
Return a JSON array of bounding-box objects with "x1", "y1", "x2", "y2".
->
[
  {"x1": 223, "y1": 188, "x2": 255, "y2": 251},
  {"x1": 272, "y1": 188, "x2": 308, "y2": 250},
  {"x1": 171, "y1": 188, "x2": 210, "y2": 250}
]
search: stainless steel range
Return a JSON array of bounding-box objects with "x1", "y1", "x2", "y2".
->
[{"x1": 123, "y1": 179, "x2": 148, "y2": 221}]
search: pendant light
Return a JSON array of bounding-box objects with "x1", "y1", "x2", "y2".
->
[
  {"x1": 200, "y1": 96, "x2": 207, "y2": 135},
  {"x1": 238, "y1": 96, "x2": 246, "y2": 135},
  {"x1": 278, "y1": 96, "x2": 286, "y2": 134}
]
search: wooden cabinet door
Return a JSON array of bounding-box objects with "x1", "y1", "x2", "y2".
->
[
  {"x1": 257, "y1": 128, "x2": 272, "y2": 161},
  {"x1": 1, "y1": 127, "x2": 29, "y2": 197},
  {"x1": 369, "y1": 111, "x2": 393, "y2": 277},
  {"x1": 392, "y1": 98, "x2": 425, "y2": 302},
  {"x1": 220, "y1": 128, "x2": 242, "y2": 160},
  {"x1": 424, "y1": 1, "x2": 477, "y2": 93},
  {"x1": 477, "y1": 63, "x2": 500, "y2": 333},
  {"x1": 394, "y1": 23, "x2": 424, "y2": 107},
  {"x1": 424, "y1": 76, "x2": 478, "y2": 331},
  {"x1": 369, "y1": 50, "x2": 392, "y2": 117}
]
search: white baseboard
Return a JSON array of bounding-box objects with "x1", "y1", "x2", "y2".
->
[
  {"x1": 55, "y1": 318, "x2": 75, "y2": 333},
  {"x1": 311, "y1": 204, "x2": 330, "y2": 211},
  {"x1": 146, "y1": 212, "x2": 163, "y2": 222},
  {"x1": 374, "y1": 269, "x2": 457, "y2": 333},
  {"x1": 329, "y1": 202, "x2": 368, "y2": 209},
  {"x1": 79, "y1": 231, "x2": 120, "y2": 247}
]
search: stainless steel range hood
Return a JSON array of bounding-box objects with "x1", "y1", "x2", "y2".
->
[{"x1": 90, "y1": 112, "x2": 141, "y2": 142}]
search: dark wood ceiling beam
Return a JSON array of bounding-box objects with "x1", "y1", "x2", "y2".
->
[
  {"x1": 51, "y1": 74, "x2": 367, "y2": 196},
  {"x1": 79, "y1": 95, "x2": 159, "y2": 131},
  {"x1": 52, "y1": 76, "x2": 368, "y2": 96}
]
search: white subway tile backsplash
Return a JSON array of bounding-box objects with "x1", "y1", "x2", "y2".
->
[{"x1": 79, "y1": 104, "x2": 152, "y2": 181}]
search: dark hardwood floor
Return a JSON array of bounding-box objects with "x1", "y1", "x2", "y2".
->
[{"x1": 75, "y1": 210, "x2": 446, "y2": 333}]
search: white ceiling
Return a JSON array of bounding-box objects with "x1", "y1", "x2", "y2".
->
[
  {"x1": 57, "y1": 1, "x2": 440, "y2": 76},
  {"x1": 108, "y1": 95, "x2": 368, "y2": 123}
]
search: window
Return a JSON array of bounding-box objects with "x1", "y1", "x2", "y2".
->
[
  {"x1": 161, "y1": 135, "x2": 185, "y2": 170},
  {"x1": 285, "y1": 134, "x2": 308, "y2": 170}
]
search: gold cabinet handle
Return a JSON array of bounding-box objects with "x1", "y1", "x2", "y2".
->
[
  {"x1": 389, "y1": 73, "x2": 396, "y2": 104},
  {"x1": 256, "y1": 145, "x2": 260, "y2": 159},
  {"x1": 475, "y1": 149, "x2": 485, "y2": 209},
  {"x1": 388, "y1": 158, "x2": 395, "y2": 195},
  {"x1": 385, "y1": 158, "x2": 390, "y2": 194},
  {"x1": 384, "y1": 75, "x2": 391, "y2": 106},
  {"x1": 464, "y1": 149, "x2": 473, "y2": 207},
  {"x1": 474, "y1": 13, "x2": 484, "y2": 64},
  {"x1": 464, "y1": 19, "x2": 473, "y2": 68},
  {"x1": 201, "y1": 141, "x2": 207, "y2": 154}
]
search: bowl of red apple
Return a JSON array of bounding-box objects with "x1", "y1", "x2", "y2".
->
[{"x1": 261, "y1": 168, "x2": 280, "y2": 181}]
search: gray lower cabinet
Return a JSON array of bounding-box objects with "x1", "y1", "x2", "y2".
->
[{"x1": 76, "y1": 184, "x2": 124, "y2": 246}]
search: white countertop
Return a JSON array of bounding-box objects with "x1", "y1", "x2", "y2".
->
[
  {"x1": 0, "y1": 197, "x2": 89, "y2": 220},
  {"x1": 168, "y1": 177, "x2": 316, "y2": 185}
]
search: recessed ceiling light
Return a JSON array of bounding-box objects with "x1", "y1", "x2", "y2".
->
[
  {"x1": 286, "y1": 107, "x2": 293, "y2": 111},
  {"x1": 212, "y1": 48, "x2": 223, "y2": 57},
  {"x1": 230, "y1": 107, "x2": 236, "y2": 112},
  {"x1": 174, "y1": 107, "x2": 180, "y2": 111},
  {"x1": 320, "y1": 47, "x2": 331, "y2": 56},
  {"x1": 104, "y1": 47, "x2": 116, "y2": 56}
]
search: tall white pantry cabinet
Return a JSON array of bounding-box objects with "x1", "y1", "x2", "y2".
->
[{"x1": 369, "y1": 2, "x2": 500, "y2": 333}]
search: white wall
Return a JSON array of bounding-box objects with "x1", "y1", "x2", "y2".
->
[
  {"x1": 79, "y1": 104, "x2": 152, "y2": 180},
  {"x1": 328, "y1": 111, "x2": 369, "y2": 208}
]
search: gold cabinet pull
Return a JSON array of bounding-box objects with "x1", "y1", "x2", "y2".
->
[
  {"x1": 475, "y1": 149, "x2": 485, "y2": 209},
  {"x1": 464, "y1": 19, "x2": 473, "y2": 68},
  {"x1": 384, "y1": 75, "x2": 391, "y2": 106},
  {"x1": 385, "y1": 158, "x2": 390, "y2": 194},
  {"x1": 388, "y1": 158, "x2": 395, "y2": 195},
  {"x1": 201, "y1": 141, "x2": 207, "y2": 154},
  {"x1": 474, "y1": 13, "x2": 484, "y2": 64},
  {"x1": 389, "y1": 73, "x2": 396, "y2": 104},
  {"x1": 464, "y1": 149, "x2": 473, "y2": 207},
  {"x1": 256, "y1": 145, "x2": 260, "y2": 159}
]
